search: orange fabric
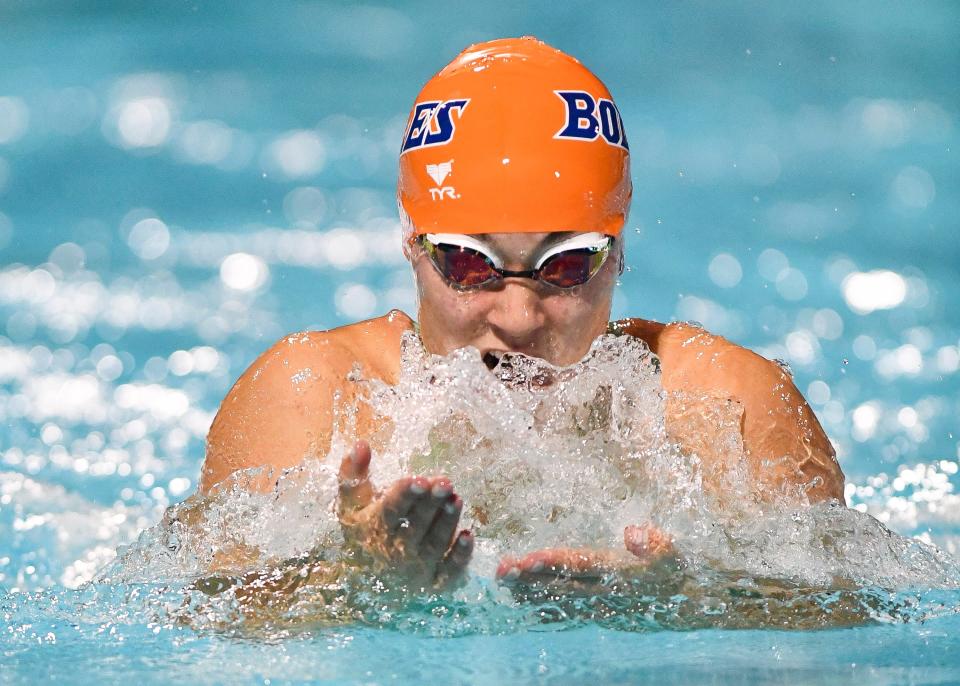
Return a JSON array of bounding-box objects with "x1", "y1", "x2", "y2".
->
[{"x1": 397, "y1": 36, "x2": 632, "y2": 237}]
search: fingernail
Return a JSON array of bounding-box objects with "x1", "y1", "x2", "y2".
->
[
  {"x1": 431, "y1": 483, "x2": 452, "y2": 498},
  {"x1": 409, "y1": 481, "x2": 427, "y2": 495},
  {"x1": 503, "y1": 567, "x2": 520, "y2": 581},
  {"x1": 529, "y1": 561, "x2": 545, "y2": 573}
]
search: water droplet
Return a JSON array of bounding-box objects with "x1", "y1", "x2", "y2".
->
[{"x1": 773, "y1": 358, "x2": 794, "y2": 378}]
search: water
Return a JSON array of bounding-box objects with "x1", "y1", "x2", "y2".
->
[{"x1": 2, "y1": 1, "x2": 959, "y2": 683}]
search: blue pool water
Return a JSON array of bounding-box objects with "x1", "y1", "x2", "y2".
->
[{"x1": 1, "y1": 1, "x2": 959, "y2": 683}]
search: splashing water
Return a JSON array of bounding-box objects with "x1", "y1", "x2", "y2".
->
[{"x1": 101, "y1": 331, "x2": 960, "y2": 632}]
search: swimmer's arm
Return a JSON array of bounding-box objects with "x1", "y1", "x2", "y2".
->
[
  {"x1": 656, "y1": 323, "x2": 845, "y2": 502},
  {"x1": 729, "y1": 350, "x2": 845, "y2": 502}
]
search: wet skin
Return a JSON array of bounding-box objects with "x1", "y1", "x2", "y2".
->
[
  {"x1": 338, "y1": 440, "x2": 473, "y2": 589},
  {"x1": 200, "y1": 231, "x2": 845, "y2": 592}
]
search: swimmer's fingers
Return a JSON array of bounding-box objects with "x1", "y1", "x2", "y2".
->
[
  {"x1": 418, "y1": 492, "x2": 462, "y2": 560},
  {"x1": 401, "y1": 477, "x2": 454, "y2": 547},
  {"x1": 337, "y1": 441, "x2": 374, "y2": 515},
  {"x1": 380, "y1": 476, "x2": 427, "y2": 531},
  {"x1": 435, "y1": 530, "x2": 474, "y2": 587},
  {"x1": 623, "y1": 525, "x2": 684, "y2": 582},
  {"x1": 623, "y1": 524, "x2": 675, "y2": 561},
  {"x1": 496, "y1": 548, "x2": 618, "y2": 586}
]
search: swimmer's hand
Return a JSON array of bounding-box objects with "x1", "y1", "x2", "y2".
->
[
  {"x1": 337, "y1": 440, "x2": 474, "y2": 591},
  {"x1": 495, "y1": 525, "x2": 682, "y2": 597}
]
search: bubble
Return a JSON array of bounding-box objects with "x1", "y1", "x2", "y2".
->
[
  {"x1": 266, "y1": 130, "x2": 326, "y2": 179},
  {"x1": 897, "y1": 407, "x2": 918, "y2": 428},
  {"x1": 127, "y1": 218, "x2": 170, "y2": 260},
  {"x1": 936, "y1": 346, "x2": 959, "y2": 373},
  {"x1": 167, "y1": 350, "x2": 193, "y2": 377},
  {"x1": 852, "y1": 335, "x2": 877, "y2": 361},
  {"x1": 191, "y1": 346, "x2": 219, "y2": 373},
  {"x1": 48, "y1": 243, "x2": 86, "y2": 272},
  {"x1": 825, "y1": 255, "x2": 857, "y2": 284},
  {"x1": 707, "y1": 253, "x2": 742, "y2": 288},
  {"x1": 142, "y1": 356, "x2": 168, "y2": 382},
  {"x1": 40, "y1": 423, "x2": 63, "y2": 445},
  {"x1": 807, "y1": 380, "x2": 831, "y2": 405},
  {"x1": 168, "y1": 477, "x2": 191, "y2": 497},
  {"x1": 323, "y1": 228, "x2": 367, "y2": 270},
  {"x1": 860, "y1": 99, "x2": 908, "y2": 147},
  {"x1": 219, "y1": 252, "x2": 268, "y2": 291},
  {"x1": 176, "y1": 120, "x2": 234, "y2": 165},
  {"x1": 842, "y1": 270, "x2": 906, "y2": 314},
  {"x1": 757, "y1": 248, "x2": 788, "y2": 281},
  {"x1": 891, "y1": 166, "x2": 935, "y2": 209},
  {"x1": 852, "y1": 403, "x2": 881, "y2": 441},
  {"x1": 114, "y1": 97, "x2": 172, "y2": 148},
  {"x1": 96, "y1": 355, "x2": 124, "y2": 382},
  {"x1": 775, "y1": 267, "x2": 808, "y2": 301},
  {"x1": 785, "y1": 330, "x2": 818, "y2": 365},
  {"x1": 334, "y1": 283, "x2": 377, "y2": 319},
  {"x1": 811, "y1": 309, "x2": 843, "y2": 340}
]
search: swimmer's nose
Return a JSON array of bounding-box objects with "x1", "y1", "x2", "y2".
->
[{"x1": 486, "y1": 280, "x2": 546, "y2": 349}]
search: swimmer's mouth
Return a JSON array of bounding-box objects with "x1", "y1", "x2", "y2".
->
[
  {"x1": 482, "y1": 349, "x2": 558, "y2": 388},
  {"x1": 482, "y1": 350, "x2": 505, "y2": 371}
]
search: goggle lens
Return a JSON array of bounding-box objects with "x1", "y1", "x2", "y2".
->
[
  {"x1": 422, "y1": 236, "x2": 611, "y2": 290},
  {"x1": 537, "y1": 249, "x2": 606, "y2": 289},
  {"x1": 433, "y1": 244, "x2": 498, "y2": 287}
]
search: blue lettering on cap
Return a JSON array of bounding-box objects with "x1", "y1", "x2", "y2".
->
[
  {"x1": 555, "y1": 90, "x2": 628, "y2": 151},
  {"x1": 401, "y1": 99, "x2": 470, "y2": 154}
]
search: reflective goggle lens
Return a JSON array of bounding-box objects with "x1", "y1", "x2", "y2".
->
[
  {"x1": 537, "y1": 249, "x2": 607, "y2": 289},
  {"x1": 431, "y1": 243, "x2": 498, "y2": 287},
  {"x1": 421, "y1": 236, "x2": 611, "y2": 289}
]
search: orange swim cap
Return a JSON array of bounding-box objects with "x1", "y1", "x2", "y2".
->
[{"x1": 397, "y1": 36, "x2": 632, "y2": 239}]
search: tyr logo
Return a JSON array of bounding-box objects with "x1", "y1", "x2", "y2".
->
[
  {"x1": 554, "y1": 90, "x2": 629, "y2": 150},
  {"x1": 425, "y1": 160, "x2": 458, "y2": 200},
  {"x1": 401, "y1": 99, "x2": 470, "y2": 154}
]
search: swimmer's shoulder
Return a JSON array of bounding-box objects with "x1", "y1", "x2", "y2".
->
[
  {"x1": 298, "y1": 308, "x2": 415, "y2": 384},
  {"x1": 200, "y1": 310, "x2": 414, "y2": 492},
  {"x1": 610, "y1": 317, "x2": 777, "y2": 392},
  {"x1": 611, "y1": 316, "x2": 844, "y2": 501},
  {"x1": 260, "y1": 309, "x2": 415, "y2": 380}
]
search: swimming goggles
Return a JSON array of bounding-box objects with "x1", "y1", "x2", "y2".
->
[{"x1": 418, "y1": 232, "x2": 615, "y2": 290}]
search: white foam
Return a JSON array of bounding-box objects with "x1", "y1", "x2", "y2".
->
[{"x1": 107, "y1": 332, "x2": 960, "y2": 593}]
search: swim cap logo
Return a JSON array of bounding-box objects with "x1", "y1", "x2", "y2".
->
[
  {"x1": 554, "y1": 91, "x2": 629, "y2": 150},
  {"x1": 425, "y1": 161, "x2": 452, "y2": 186},
  {"x1": 401, "y1": 99, "x2": 470, "y2": 154},
  {"x1": 426, "y1": 160, "x2": 459, "y2": 200}
]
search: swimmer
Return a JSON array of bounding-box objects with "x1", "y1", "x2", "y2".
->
[{"x1": 197, "y1": 37, "x2": 845, "y2": 593}]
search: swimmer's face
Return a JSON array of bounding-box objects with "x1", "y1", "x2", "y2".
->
[{"x1": 411, "y1": 232, "x2": 620, "y2": 367}]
